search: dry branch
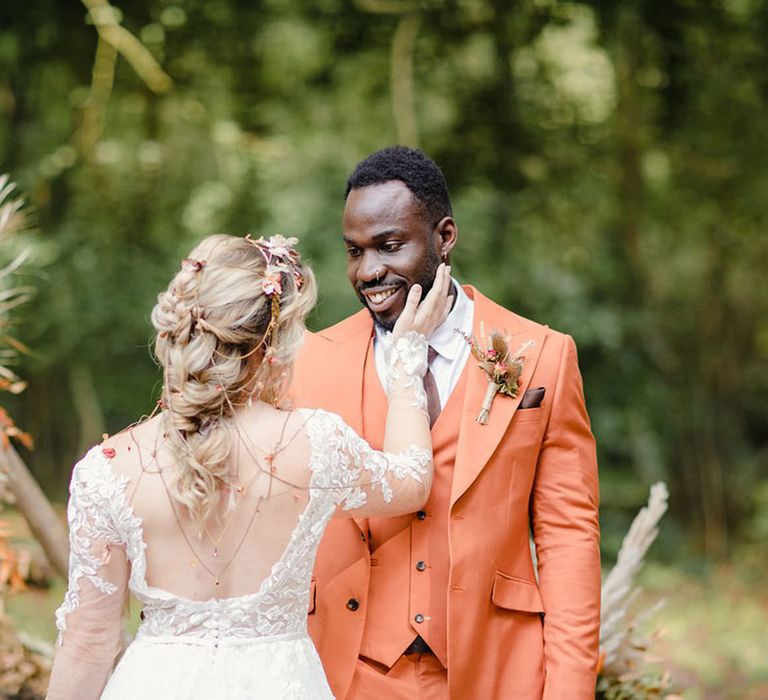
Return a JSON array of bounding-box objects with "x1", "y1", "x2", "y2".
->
[
  {"x1": 354, "y1": 0, "x2": 419, "y2": 13},
  {"x1": 80, "y1": 0, "x2": 172, "y2": 94},
  {"x1": 390, "y1": 13, "x2": 421, "y2": 147},
  {"x1": 0, "y1": 446, "x2": 69, "y2": 580}
]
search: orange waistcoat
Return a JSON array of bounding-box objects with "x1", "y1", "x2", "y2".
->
[{"x1": 359, "y1": 339, "x2": 468, "y2": 669}]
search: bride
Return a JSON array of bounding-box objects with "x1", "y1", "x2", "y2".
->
[{"x1": 46, "y1": 234, "x2": 452, "y2": 699}]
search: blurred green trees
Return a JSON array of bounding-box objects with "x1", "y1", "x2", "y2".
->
[{"x1": 0, "y1": 0, "x2": 766, "y2": 561}]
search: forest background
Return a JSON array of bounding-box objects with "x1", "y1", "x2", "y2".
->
[{"x1": 0, "y1": 0, "x2": 766, "y2": 697}]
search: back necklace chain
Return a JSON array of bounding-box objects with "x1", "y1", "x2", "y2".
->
[{"x1": 134, "y1": 409, "x2": 310, "y2": 587}]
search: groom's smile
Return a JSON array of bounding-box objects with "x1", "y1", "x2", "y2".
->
[
  {"x1": 343, "y1": 181, "x2": 443, "y2": 331},
  {"x1": 359, "y1": 284, "x2": 404, "y2": 317}
]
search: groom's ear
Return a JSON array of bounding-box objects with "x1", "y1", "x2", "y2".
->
[{"x1": 434, "y1": 216, "x2": 458, "y2": 261}]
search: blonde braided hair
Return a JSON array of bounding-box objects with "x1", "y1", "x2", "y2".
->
[{"x1": 151, "y1": 234, "x2": 316, "y2": 527}]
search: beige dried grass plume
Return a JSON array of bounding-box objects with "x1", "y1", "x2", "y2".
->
[
  {"x1": 599, "y1": 482, "x2": 674, "y2": 696},
  {"x1": 0, "y1": 174, "x2": 35, "y2": 397}
]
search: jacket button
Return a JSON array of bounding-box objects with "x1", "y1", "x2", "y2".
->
[
  {"x1": 346, "y1": 598, "x2": 360, "y2": 612},
  {"x1": 416, "y1": 510, "x2": 426, "y2": 520},
  {"x1": 416, "y1": 561, "x2": 426, "y2": 571},
  {"x1": 414, "y1": 613, "x2": 425, "y2": 624}
]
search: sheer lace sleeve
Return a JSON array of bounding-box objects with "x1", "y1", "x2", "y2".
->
[
  {"x1": 305, "y1": 331, "x2": 434, "y2": 518},
  {"x1": 47, "y1": 447, "x2": 133, "y2": 700}
]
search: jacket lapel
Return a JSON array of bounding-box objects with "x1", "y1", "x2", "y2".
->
[
  {"x1": 315, "y1": 310, "x2": 373, "y2": 436},
  {"x1": 314, "y1": 310, "x2": 374, "y2": 535},
  {"x1": 450, "y1": 289, "x2": 547, "y2": 508}
]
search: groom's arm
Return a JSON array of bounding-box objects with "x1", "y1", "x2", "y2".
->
[{"x1": 530, "y1": 333, "x2": 601, "y2": 700}]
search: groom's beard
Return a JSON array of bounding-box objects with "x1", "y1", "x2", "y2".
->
[{"x1": 363, "y1": 250, "x2": 442, "y2": 333}]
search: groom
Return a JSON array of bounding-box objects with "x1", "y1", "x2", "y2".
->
[{"x1": 293, "y1": 146, "x2": 600, "y2": 699}]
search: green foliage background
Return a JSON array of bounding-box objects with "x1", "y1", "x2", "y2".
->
[{"x1": 1, "y1": 0, "x2": 767, "y2": 565}]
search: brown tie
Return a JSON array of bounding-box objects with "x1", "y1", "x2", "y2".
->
[{"x1": 424, "y1": 346, "x2": 441, "y2": 428}]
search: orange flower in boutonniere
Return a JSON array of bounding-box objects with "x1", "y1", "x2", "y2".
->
[{"x1": 458, "y1": 326, "x2": 535, "y2": 425}]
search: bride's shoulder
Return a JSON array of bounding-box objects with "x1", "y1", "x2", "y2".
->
[
  {"x1": 297, "y1": 409, "x2": 363, "y2": 451},
  {"x1": 296, "y1": 407, "x2": 346, "y2": 431},
  {"x1": 74, "y1": 416, "x2": 160, "y2": 486}
]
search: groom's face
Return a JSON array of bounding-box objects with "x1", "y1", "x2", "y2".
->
[{"x1": 343, "y1": 181, "x2": 443, "y2": 332}]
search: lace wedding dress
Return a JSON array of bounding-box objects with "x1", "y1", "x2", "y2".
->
[{"x1": 47, "y1": 334, "x2": 431, "y2": 700}]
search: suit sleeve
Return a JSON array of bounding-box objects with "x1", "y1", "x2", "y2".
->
[{"x1": 531, "y1": 334, "x2": 601, "y2": 700}]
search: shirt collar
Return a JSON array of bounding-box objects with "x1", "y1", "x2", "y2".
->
[{"x1": 374, "y1": 279, "x2": 473, "y2": 362}]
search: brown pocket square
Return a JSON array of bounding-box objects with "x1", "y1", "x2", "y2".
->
[{"x1": 519, "y1": 387, "x2": 545, "y2": 409}]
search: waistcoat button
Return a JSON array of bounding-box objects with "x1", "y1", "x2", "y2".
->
[
  {"x1": 414, "y1": 613, "x2": 425, "y2": 624},
  {"x1": 346, "y1": 598, "x2": 360, "y2": 611},
  {"x1": 416, "y1": 510, "x2": 427, "y2": 520},
  {"x1": 416, "y1": 561, "x2": 426, "y2": 571}
]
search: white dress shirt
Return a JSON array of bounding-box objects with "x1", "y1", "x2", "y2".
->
[{"x1": 374, "y1": 280, "x2": 474, "y2": 408}]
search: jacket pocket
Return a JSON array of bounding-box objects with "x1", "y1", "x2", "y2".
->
[
  {"x1": 308, "y1": 578, "x2": 316, "y2": 614},
  {"x1": 491, "y1": 571, "x2": 544, "y2": 613},
  {"x1": 513, "y1": 406, "x2": 545, "y2": 423}
]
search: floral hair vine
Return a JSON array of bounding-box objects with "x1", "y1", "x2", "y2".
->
[
  {"x1": 245, "y1": 234, "x2": 304, "y2": 357},
  {"x1": 245, "y1": 234, "x2": 304, "y2": 297},
  {"x1": 162, "y1": 235, "x2": 304, "y2": 364}
]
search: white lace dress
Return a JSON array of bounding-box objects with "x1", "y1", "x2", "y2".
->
[{"x1": 49, "y1": 405, "x2": 430, "y2": 700}]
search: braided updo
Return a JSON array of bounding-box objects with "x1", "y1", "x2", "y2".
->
[{"x1": 151, "y1": 234, "x2": 317, "y2": 527}]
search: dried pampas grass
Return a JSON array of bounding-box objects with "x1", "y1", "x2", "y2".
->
[{"x1": 598, "y1": 482, "x2": 680, "y2": 698}]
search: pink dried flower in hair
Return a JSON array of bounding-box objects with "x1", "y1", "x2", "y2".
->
[
  {"x1": 181, "y1": 258, "x2": 206, "y2": 272},
  {"x1": 256, "y1": 235, "x2": 300, "y2": 260},
  {"x1": 262, "y1": 269, "x2": 283, "y2": 296}
]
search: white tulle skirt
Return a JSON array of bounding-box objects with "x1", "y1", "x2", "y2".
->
[{"x1": 100, "y1": 631, "x2": 335, "y2": 699}]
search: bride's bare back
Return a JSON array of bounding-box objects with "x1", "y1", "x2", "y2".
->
[{"x1": 109, "y1": 399, "x2": 431, "y2": 602}]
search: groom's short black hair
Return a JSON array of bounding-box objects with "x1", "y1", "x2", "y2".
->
[{"x1": 345, "y1": 146, "x2": 453, "y2": 224}]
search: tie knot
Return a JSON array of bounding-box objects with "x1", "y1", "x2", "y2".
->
[{"x1": 428, "y1": 346, "x2": 439, "y2": 364}]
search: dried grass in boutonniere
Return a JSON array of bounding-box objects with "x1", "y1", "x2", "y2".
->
[{"x1": 457, "y1": 326, "x2": 535, "y2": 425}]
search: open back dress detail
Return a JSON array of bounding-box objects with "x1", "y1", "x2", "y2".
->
[{"x1": 53, "y1": 409, "x2": 430, "y2": 700}]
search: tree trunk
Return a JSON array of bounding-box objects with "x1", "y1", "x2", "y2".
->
[{"x1": 1, "y1": 444, "x2": 69, "y2": 579}]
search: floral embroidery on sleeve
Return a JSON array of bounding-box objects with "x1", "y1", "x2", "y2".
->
[
  {"x1": 55, "y1": 448, "x2": 130, "y2": 636},
  {"x1": 382, "y1": 330, "x2": 429, "y2": 410},
  {"x1": 305, "y1": 410, "x2": 430, "y2": 510}
]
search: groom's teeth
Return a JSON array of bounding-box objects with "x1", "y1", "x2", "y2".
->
[{"x1": 369, "y1": 289, "x2": 396, "y2": 304}]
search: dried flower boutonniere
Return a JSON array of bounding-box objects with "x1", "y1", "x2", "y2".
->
[{"x1": 458, "y1": 327, "x2": 535, "y2": 425}]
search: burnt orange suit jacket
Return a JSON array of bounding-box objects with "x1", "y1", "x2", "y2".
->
[{"x1": 293, "y1": 286, "x2": 600, "y2": 699}]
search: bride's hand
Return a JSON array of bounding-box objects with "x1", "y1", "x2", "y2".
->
[{"x1": 392, "y1": 263, "x2": 452, "y2": 341}]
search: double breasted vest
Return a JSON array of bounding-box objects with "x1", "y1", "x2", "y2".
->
[{"x1": 359, "y1": 337, "x2": 468, "y2": 668}]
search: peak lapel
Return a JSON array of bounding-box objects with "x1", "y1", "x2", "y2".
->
[
  {"x1": 450, "y1": 291, "x2": 548, "y2": 508},
  {"x1": 316, "y1": 311, "x2": 373, "y2": 534},
  {"x1": 315, "y1": 311, "x2": 373, "y2": 436}
]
